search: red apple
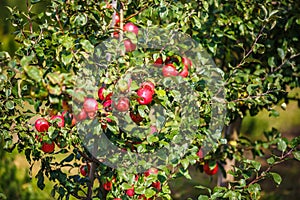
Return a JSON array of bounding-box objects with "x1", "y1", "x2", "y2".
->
[
  {"x1": 179, "y1": 65, "x2": 189, "y2": 77},
  {"x1": 51, "y1": 115, "x2": 65, "y2": 128},
  {"x1": 152, "y1": 181, "x2": 161, "y2": 191},
  {"x1": 144, "y1": 167, "x2": 158, "y2": 177},
  {"x1": 137, "y1": 87, "x2": 153, "y2": 105},
  {"x1": 83, "y1": 98, "x2": 98, "y2": 113},
  {"x1": 154, "y1": 57, "x2": 163, "y2": 67},
  {"x1": 114, "y1": 13, "x2": 120, "y2": 24},
  {"x1": 98, "y1": 87, "x2": 112, "y2": 101},
  {"x1": 182, "y1": 56, "x2": 192, "y2": 68},
  {"x1": 203, "y1": 162, "x2": 218, "y2": 175},
  {"x1": 41, "y1": 141, "x2": 55, "y2": 153},
  {"x1": 114, "y1": 198, "x2": 122, "y2": 200},
  {"x1": 130, "y1": 111, "x2": 143, "y2": 124},
  {"x1": 75, "y1": 109, "x2": 87, "y2": 121},
  {"x1": 124, "y1": 22, "x2": 139, "y2": 35},
  {"x1": 126, "y1": 187, "x2": 135, "y2": 197},
  {"x1": 124, "y1": 39, "x2": 136, "y2": 52},
  {"x1": 80, "y1": 164, "x2": 91, "y2": 177},
  {"x1": 162, "y1": 64, "x2": 178, "y2": 77},
  {"x1": 35, "y1": 118, "x2": 50, "y2": 132},
  {"x1": 103, "y1": 181, "x2": 112, "y2": 191},
  {"x1": 115, "y1": 97, "x2": 130, "y2": 112},
  {"x1": 103, "y1": 99, "x2": 113, "y2": 112},
  {"x1": 197, "y1": 148, "x2": 204, "y2": 159},
  {"x1": 141, "y1": 81, "x2": 155, "y2": 94}
]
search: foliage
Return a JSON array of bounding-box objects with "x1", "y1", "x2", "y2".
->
[{"x1": 0, "y1": 0, "x2": 299, "y2": 199}]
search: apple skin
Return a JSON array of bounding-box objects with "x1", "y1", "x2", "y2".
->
[
  {"x1": 103, "y1": 181, "x2": 112, "y2": 191},
  {"x1": 141, "y1": 81, "x2": 155, "y2": 94},
  {"x1": 182, "y1": 56, "x2": 192, "y2": 68},
  {"x1": 154, "y1": 57, "x2": 163, "y2": 67},
  {"x1": 124, "y1": 22, "x2": 139, "y2": 35},
  {"x1": 50, "y1": 115, "x2": 65, "y2": 128},
  {"x1": 162, "y1": 64, "x2": 179, "y2": 77},
  {"x1": 103, "y1": 99, "x2": 113, "y2": 112},
  {"x1": 179, "y1": 65, "x2": 189, "y2": 77},
  {"x1": 130, "y1": 111, "x2": 143, "y2": 124},
  {"x1": 124, "y1": 39, "x2": 136, "y2": 52},
  {"x1": 126, "y1": 187, "x2": 135, "y2": 197},
  {"x1": 203, "y1": 162, "x2": 218, "y2": 175},
  {"x1": 114, "y1": 13, "x2": 120, "y2": 24},
  {"x1": 41, "y1": 141, "x2": 55, "y2": 153},
  {"x1": 137, "y1": 87, "x2": 153, "y2": 105},
  {"x1": 115, "y1": 97, "x2": 130, "y2": 112},
  {"x1": 83, "y1": 98, "x2": 98, "y2": 113},
  {"x1": 152, "y1": 181, "x2": 161, "y2": 191},
  {"x1": 144, "y1": 167, "x2": 158, "y2": 177},
  {"x1": 35, "y1": 118, "x2": 50, "y2": 132},
  {"x1": 197, "y1": 148, "x2": 204, "y2": 159},
  {"x1": 75, "y1": 109, "x2": 87, "y2": 121},
  {"x1": 98, "y1": 87, "x2": 113, "y2": 101},
  {"x1": 80, "y1": 164, "x2": 91, "y2": 177}
]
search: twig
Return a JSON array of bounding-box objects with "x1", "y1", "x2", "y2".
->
[{"x1": 247, "y1": 148, "x2": 294, "y2": 187}]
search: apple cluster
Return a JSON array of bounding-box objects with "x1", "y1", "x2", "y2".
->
[
  {"x1": 154, "y1": 56, "x2": 192, "y2": 78},
  {"x1": 112, "y1": 12, "x2": 139, "y2": 52}
]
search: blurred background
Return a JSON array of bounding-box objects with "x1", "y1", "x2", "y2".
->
[{"x1": 0, "y1": 1, "x2": 299, "y2": 199}]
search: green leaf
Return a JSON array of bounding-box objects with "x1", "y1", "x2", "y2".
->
[
  {"x1": 267, "y1": 157, "x2": 275, "y2": 165},
  {"x1": 145, "y1": 188, "x2": 156, "y2": 198},
  {"x1": 270, "y1": 172, "x2": 282, "y2": 185},
  {"x1": 24, "y1": 65, "x2": 43, "y2": 82},
  {"x1": 277, "y1": 48, "x2": 285, "y2": 60},
  {"x1": 31, "y1": 0, "x2": 41, "y2": 4},
  {"x1": 61, "y1": 53, "x2": 73, "y2": 66},
  {"x1": 80, "y1": 39, "x2": 94, "y2": 53},
  {"x1": 277, "y1": 139, "x2": 287, "y2": 152},
  {"x1": 292, "y1": 151, "x2": 300, "y2": 161},
  {"x1": 121, "y1": 183, "x2": 132, "y2": 190},
  {"x1": 198, "y1": 195, "x2": 209, "y2": 200}
]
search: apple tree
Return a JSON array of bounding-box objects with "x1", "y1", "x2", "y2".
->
[{"x1": 0, "y1": 0, "x2": 300, "y2": 199}]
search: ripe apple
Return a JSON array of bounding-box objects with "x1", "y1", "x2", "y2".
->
[
  {"x1": 179, "y1": 65, "x2": 189, "y2": 77},
  {"x1": 114, "y1": 198, "x2": 122, "y2": 200},
  {"x1": 129, "y1": 111, "x2": 143, "y2": 124},
  {"x1": 141, "y1": 81, "x2": 155, "y2": 94},
  {"x1": 124, "y1": 22, "x2": 139, "y2": 35},
  {"x1": 182, "y1": 56, "x2": 192, "y2": 68},
  {"x1": 124, "y1": 39, "x2": 136, "y2": 52},
  {"x1": 50, "y1": 115, "x2": 65, "y2": 128},
  {"x1": 152, "y1": 181, "x2": 161, "y2": 191},
  {"x1": 126, "y1": 187, "x2": 135, "y2": 197},
  {"x1": 203, "y1": 162, "x2": 218, "y2": 175},
  {"x1": 98, "y1": 87, "x2": 112, "y2": 101},
  {"x1": 197, "y1": 148, "x2": 204, "y2": 159},
  {"x1": 83, "y1": 98, "x2": 98, "y2": 113},
  {"x1": 154, "y1": 57, "x2": 163, "y2": 67},
  {"x1": 137, "y1": 87, "x2": 153, "y2": 105},
  {"x1": 114, "y1": 13, "x2": 120, "y2": 24},
  {"x1": 75, "y1": 109, "x2": 87, "y2": 121},
  {"x1": 35, "y1": 118, "x2": 50, "y2": 132},
  {"x1": 103, "y1": 99, "x2": 113, "y2": 112},
  {"x1": 80, "y1": 164, "x2": 91, "y2": 177},
  {"x1": 162, "y1": 64, "x2": 178, "y2": 77},
  {"x1": 115, "y1": 97, "x2": 130, "y2": 112},
  {"x1": 41, "y1": 141, "x2": 55, "y2": 153},
  {"x1": 144, "y1": 167, "x2": 158, "y2": 177},
  {"x1": 103, "y1": 181, "x2": 112, "y2": 191}
]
